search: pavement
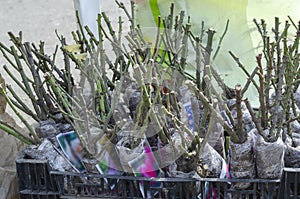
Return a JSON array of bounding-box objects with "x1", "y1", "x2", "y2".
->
[{"x1": 0, "y1": 0, "x2": 76, "y2": 52}]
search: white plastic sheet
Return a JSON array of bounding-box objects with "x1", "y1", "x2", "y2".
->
[
  {"x1": 0, "y1": 113, "x2": 25, "y2": 199},
  {"x1": 73, "y1": 0, "x2": 101, "y2": 38}
]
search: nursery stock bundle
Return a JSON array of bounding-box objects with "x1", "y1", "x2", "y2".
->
[{"x1": 0, "y1": 1, "x2": 300, "y2": 197}]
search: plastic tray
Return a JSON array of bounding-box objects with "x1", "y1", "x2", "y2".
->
[
  {"x1": 51, "y1": 171, "x2": 281, "y2": 199},
  {"x1": 16, "y1": 156, "x2": 285, "y2": 199},
  {"x1": 281, "y1": 167, "x2": 300, "y2": 199},
  {"x1": 16, "y1": 156, "x2": 60, "y2": 199}
]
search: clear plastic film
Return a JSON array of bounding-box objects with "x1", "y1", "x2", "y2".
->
[
  {"x1": 285, "y1": 145, "x2": 300, "y2": 168},
  {"x1": 200, "y1": 143, "x2": 224, "y2": 177},
  {"x1": 255, "y1": 130, "x2": 285, "y2": 179},
  {"x1": 229, "y1": 133, "x2": 255, "y2": 179}
]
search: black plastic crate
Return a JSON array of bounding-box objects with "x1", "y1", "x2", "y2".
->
[
  {"x1": 282, "y1": 167, "x2": 300, "y2": 199},
  {"x1": 51, "y1": 171, "x2": 198, "y2": 199},
  {"x1": 16, "y1": 155, "x2": 283, "y2": 199},
  {"x1": 16, "y1": 156, "x2": 60, "y2": 199},
  {"x1": 51, "y1": 171, "x2": 282, "y2": 199},
  {"x1": 199, "y1": 178, "x2": 281, "y2": 199}
]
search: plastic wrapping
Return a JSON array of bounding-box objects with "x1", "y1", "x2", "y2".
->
[
  {"x1": 197, "y1": 97, "x2": 225, "y2": 157},
  {"x1": 82, "y1": 158, "x2": 99, "y2": 173},
  {"x1": 24, "y1": 139, "x2": 73, "y2": 172},
  {"x1": 35, "y1": 118, "x2": 58, "y2": 139},
  {"x1": 295, "y1": 85, "x2": 300, "y2": 109},
  {"x1": 291, "y1": 120, "x2": 300, "y2": 134},
  {"x1": 128, "y1": 139, "x2": 162, "y2": 198},
  {"x1": 255, "y1": 132, "x2": 285, "y2": 179},
  {"x1": 200, "y1": 143, "x2": 224, "y2": 177},
  {"x1": 285, "y1": 145, "x2": 300, "y2": 168},
  {"x1": 292, "y1": 132, "x2": 300, "y2": 147},
  {"x1": 0, "y1": 113, "x2": 24, "y2": 199},
  {"x1": 128, "y1": 90, "x2": 141, "y2": 120},
  {"x1": 207, "y1": 121, "x2": 225, "y2": 158},
  {"x1": 179, "y1": 86, "x2": 195, "y2": 132},
  {"x1": 191, "y1": 96, "x2": 202, "y2": 134},
  {"x1": 229, "y1": 134, "x2": 255, "y2": 179},
  {"x1": 95, "y1": 136, "x2": 123, "y2": 190},
  {"x1": 172, "y1": 129, "x2": 199, "y2": 173},
  {"x1": 154, "y1": 133, "x2": 182, "y2": 169},
  {"x1": 96, "y1": 147, "x2": 122, "y2": 175},
  {"x1": 0, "y1": 74, "x2": 24, "y2": 198},
  {"x1": 116, "y1": 136, "x2": 145, "y2": 172},
  {"x1": 284, "y1": 133, "x2": 293, "y2": 147},
  {"x1": 35, "y1": 118, "x2": 75, "y2": 149},
  {"x1": 83, "y1": 126, "x2": 105, "y2": 156}
]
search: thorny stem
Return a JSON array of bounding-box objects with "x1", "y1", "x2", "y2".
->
[
  {"x1": 45, "y1": 73, "x2": 73, "y2": 120},
  {"x1": 200, "y1": 98, "x2": 218, "y2": 155},
  {"x1": 210, "y1": 65, "x2": 235, "y2": 99},
  {"x1": 264, "y1": 36, "x2": 273, "y2": 112},
  {"x1": 273, "y1": 55, "x2": 286, "y2": 136},
  {"x1": 0, "y1": 120, "x2": 33, "y2": 145},
  {"x1": 242, "y1": 66, "x2": 259, "y2": 96},
  {"x1": 75, "y1": 10, "x2": 91, "y2": 54},
  {"x1": 10, "y1": 46, "x2": 42, "y2": 119},
  {"x1": 174, "y1": 12, "x2": 183, "y2": 51},
  {"x1": 115, "y1": 0, "x2": 133, "y2": 28},
  {"x1": 31, "y1": 48, "x2": 66, "y2": 81},
  {"x1": 118, "y1": 16, "x2": 123, "y2": 45},
  {"x1": 3, "y1": 65, "x2": 29, "y2": 96},
  {"x1": 274, "y1": 18, "x2": 285, "y2": 77},
  {"x1": 161, "y1": 105, "x2": 193, "y2": 144},
  {"x1": 130, "y1": 0, "x2": 135, "y2": 29},
  {"x1": 244, "y1": 98, "x2": 268, "y2": 141},
  {"x1": 256, "y1": 54, "x2": 268, "y2": 129},
  {"x1": 203, "y1": 75, "x2": 235, "y2": 128},
  {"x1": 204, "y1": 28, "x2": 216, "y2": 66},
  {"x1": 198, "y1": 108, "x2": 208, "y2": 137},
  {"x1": 0, "y1": 86, "x2": 40, "y2": 144},
  {"x1": 104, "y1": 77, "x2": 124, "y2": 133},
  {"x1": 102, "y1": 12, "x2": 124, "y2": 59},
  {"x1": 24, "y1": 42, "x2": 48, "y2": 120},
  {"x1": 195, "y1": 37, "x2": 202, "y2": 91},
  {"x1": 0, "y1": 43, "x2": 19, "y2": 71},
  {"x1": 85, "y1": 26, "x2": 99, "y2": 45},
  {"x1": 234, "y1": 84, "x2": 246, "y2": 144},
  {"x1": 152, "y1": 16, "x2": 161, "y2": 60},
  {"x1": 60, "y1": 37, "x2": 73, "y2": 97},
  {"x1": 229, "y1": 51, "x2": 259, "y2": 91},
  {"x1": 180, "y1": 22, "x2": 191, "y2": 71},
  {"x1": 213, "y1": 19, "x2": 229, "y2": 61},
  {"x1": 6, "y1": 85, "x2": 40, "y2": 122},
  {"x1": 186, "y1": 80, "x2": 238, "y2": 141}
]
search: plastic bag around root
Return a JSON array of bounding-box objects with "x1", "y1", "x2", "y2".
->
[
  {"x1": 229, "y1": 133, "x2": 256, "y2": 178},
  {"x1": 229, "y1": 132, "x2": 256, "y2": 189},
  {"x1": 285, "y1": 145, "x2": 300, "y2": 168},
  {"x1": 255, "y1": 134, "x2": 285, "y2": 179},
  {"x1": 200, "y1": 143, "x2": 224, "y2": 178}
]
